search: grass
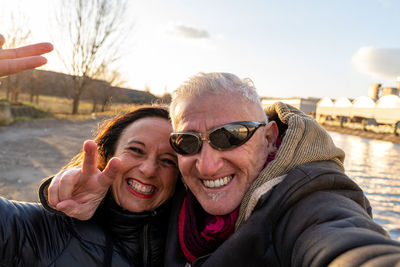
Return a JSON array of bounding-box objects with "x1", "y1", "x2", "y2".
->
[
  {"x1": 0, "y1": 92, "x2": 142, "y2": 121},
  {"x1": 13, "y1": 116, "x2": 33, "y2": 122}
]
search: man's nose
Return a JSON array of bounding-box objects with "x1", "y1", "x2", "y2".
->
[{"x1": 195, "y1": 141, "x2": 223, "y2": 177}]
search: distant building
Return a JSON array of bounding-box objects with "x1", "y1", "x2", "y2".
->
[
  {"x1": 368, "y1": 83, "x2": 381, "y2": 100},
  {"x1": 381, "y1": 87, "x2": 399, "y2": 96},
  {"x1": 316, "y1": 92, "x2": 400, "y2": 125},
  {"x1": 261, "y1": 97, "x2": 320, "y2": 115}
]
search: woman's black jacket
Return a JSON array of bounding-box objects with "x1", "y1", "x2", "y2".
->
[{"x1": 0, "y1": 178, "x2": 170, "y2": 267}]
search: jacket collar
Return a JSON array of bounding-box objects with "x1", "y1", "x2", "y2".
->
[{"x1": 95, "y1": 191, "x2": 171, "y2": 240}]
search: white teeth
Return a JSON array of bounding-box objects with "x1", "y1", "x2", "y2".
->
[
  {"x1": 202, "y1": 176, "x2": 232, "y2": 188},
  {"x1": 127, "y1": 179, "x2": 156, "y2": 195}
]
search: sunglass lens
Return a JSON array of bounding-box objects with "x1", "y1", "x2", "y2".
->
[
  {"x1": 210, "y1": 124, "x2": 249, "y2": 149},
  {"x1": 170, "y1": 133, "x2": 200, "y2": 155}
]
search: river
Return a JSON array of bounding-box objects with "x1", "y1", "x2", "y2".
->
[{"x1": 329, "y1": 131, "x2": 400, "y2": 241}]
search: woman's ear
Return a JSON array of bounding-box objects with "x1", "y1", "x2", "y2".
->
[{"x1": 264, "y1": 121, "x2": 279, "y2": 154}]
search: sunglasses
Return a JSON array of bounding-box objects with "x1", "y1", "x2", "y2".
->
[{"x1": 169, "y1": 121, "x2": 266, "y2": 155}]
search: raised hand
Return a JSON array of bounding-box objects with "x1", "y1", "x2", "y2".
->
[
  {"x1": 0, "y1": 34, "x2": 53, "y2": 77},
  {"x1": 48, "y1": 140, "x2": 121, "y2": 220}
]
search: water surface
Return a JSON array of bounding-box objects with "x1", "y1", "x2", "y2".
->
[{"x1": 329, "y1": 131, "x2": 400, "y2": 241}]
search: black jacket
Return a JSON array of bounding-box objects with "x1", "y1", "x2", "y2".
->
[
  {"x1": 0, "y1": 178, "x2": 170, "y2": 267},
  {"x1": 165, "y1": 161, "x2": 400, "y2": 266}
]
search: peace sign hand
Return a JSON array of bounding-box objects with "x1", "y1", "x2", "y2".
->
[
  {"x1": 48, "y1": 140, "x2": 121, "y2": 220},
  {"x1": 0, "y1": 34, "x2": 53, "y2": 77}
]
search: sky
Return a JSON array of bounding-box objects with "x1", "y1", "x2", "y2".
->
[{"x1": 1, "y1": 0, "x2": 400, "y2": 99}]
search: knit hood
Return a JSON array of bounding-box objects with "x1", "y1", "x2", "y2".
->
[{"x1": 235, "y1": 102, "x2": 345, "y2": 228}]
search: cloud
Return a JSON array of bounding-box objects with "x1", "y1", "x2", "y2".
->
[
  {"x1": 352, "y1": 47, "x2": 400, "y2": 80},
  {"x1": 377, "y1": 0, "x2": 393, "y2": 7},
  {"x1": 168, "y1": 23, "x2": 210, "y2": 39}
]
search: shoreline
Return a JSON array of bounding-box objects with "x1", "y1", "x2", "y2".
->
[{"x1": 322, "y1": 125, "x2": 400, "y2": 145}]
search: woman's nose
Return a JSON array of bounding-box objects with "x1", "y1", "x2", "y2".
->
[{"x1": 139, "y1": 158, "x2": 157, "y2": 178}]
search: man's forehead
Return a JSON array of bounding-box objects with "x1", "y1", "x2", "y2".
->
[
  {"x1": 174, "y1": 106, "x2": 264, "y2": 133},
  {"x1": 175, "y1": 110, "x2": 220, "y2": 132},
  {"x1": 172, "y1": 92, "x2": 266, "y2": 129}
]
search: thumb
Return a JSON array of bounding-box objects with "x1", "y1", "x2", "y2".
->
[{"x1": 98, "y1": 157, "x2": 121, "y2": 188}]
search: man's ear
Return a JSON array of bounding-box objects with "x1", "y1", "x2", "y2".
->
[{"x1": 264, "y1": 121, "x2": 279, "y2": 153}]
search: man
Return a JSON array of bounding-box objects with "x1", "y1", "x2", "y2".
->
[
  {"x1": 45, "y1": 72, "x2": 400, "y2": 266},
  {"x1": 0, "y1": 33, "x2": 53, "y2": 77}
]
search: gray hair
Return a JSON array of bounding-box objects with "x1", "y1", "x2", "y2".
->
[{"x1": 169, "y1": 72, "x2": 265, "y2": 127}]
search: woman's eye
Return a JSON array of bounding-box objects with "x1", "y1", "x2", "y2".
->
[
  {"x1": 129, "y1": 147, "x2": 144, "y2": 154},
  {"x1": 161, "y1": 158, "x2": 177, "y2": 167}
]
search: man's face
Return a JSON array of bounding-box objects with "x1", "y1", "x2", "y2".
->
[{"x1": 174, "y1": 94, "x2": 277, "y2": 215}]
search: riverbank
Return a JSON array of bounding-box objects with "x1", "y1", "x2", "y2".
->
[{"x1": 322, "y1": 124, "x2": 400, "y2": 145}]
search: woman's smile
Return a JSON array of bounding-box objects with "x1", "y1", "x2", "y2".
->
[{"x1": 126, "y1": 178, "x2": 157, "y2": 198}]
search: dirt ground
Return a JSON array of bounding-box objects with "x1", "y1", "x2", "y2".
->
[{"x1": 0, "y1": 118, "x2": 105, "y2": 202}]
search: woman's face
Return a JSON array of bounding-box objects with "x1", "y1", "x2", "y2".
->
[{"x1": 111, "y1": 117, "x2": 179, "y2": 212}]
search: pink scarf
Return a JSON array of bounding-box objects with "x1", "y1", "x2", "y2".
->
[{"x1": 178, "y1": 191, "x2": 239, "y2": 263}]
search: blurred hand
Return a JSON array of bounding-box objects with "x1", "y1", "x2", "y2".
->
[
  {"x1": 48, "y1": 140, "x2": 121, "y2": 220},
  {"x1": 0, "y1": 33, "x2": 53, "y2": 77}
]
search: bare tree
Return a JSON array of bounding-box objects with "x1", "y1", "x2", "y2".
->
[
  {"x1": 160, "y1": 92, "x2": 172, "y2": 105},
  {"x1": 87, "y1": 67, "x2": 126, "y2": 112},
  {"x1": 53, "y1": 0, "x2": 133, "y2": 114},
  {"x1": 99, "y1": 69, "x2": 127, "y2": 112},
  {"x1": 144, "y1": 84, "x2": 151, "y2": 93},
  {"x1": 87, "y1": 80, "x2": 109, "y2": 112},
  {"x1": 28, "y1": 70, "x2": 42, "y2": 104},
  {"x1": 107, "y1": 69, "x2": 127, "y2": 88}
]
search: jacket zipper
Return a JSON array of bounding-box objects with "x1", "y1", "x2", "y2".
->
[
  {"x1": 143, "y1": 210, "x2": 157, "y2": 267},
  {"x1": 143, "y1": 223, "x2": 149, "y2": 266},
  {"x1": 191, "y1": 253, "x2": 211, "y2": 266}
]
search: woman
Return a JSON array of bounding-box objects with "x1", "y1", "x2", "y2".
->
[{"x1": 0, "y1": 106, "x2": 180, "y2": 267}]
